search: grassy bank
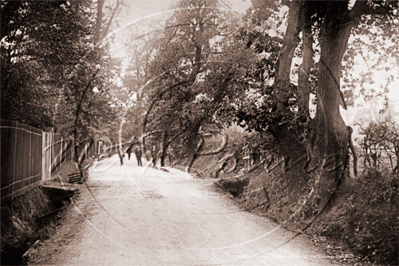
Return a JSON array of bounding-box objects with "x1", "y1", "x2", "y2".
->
[
  {"x1": 183, "y1": 130, "x2": 398, "y2": 266},
  {"x1": 1, "y1": 160, "x2": 85, "y2": 265},
  {"x1": 1, "y1": 188, "x2": 54, "y2": 265}
]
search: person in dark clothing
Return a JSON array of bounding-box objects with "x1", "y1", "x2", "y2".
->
[
  {"x1": 118, "y1": 151, "x2": 124, "y2": 166},
  {"x1": 135, "y1": 146, "x2": 142, "y2": 166},
  {"x1": 126, "y1": 144, "x2": 133, "y2": 160},
  {"x1": 151, "y1": 145, "x2": 157, "y2": 167}
]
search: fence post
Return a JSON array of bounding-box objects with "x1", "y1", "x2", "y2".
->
[
  {"x1": 1, "y1": 121, "x2": 52, "y2": 204},
  {"x1": 11, "y1": 122, "x2": 18, "y2": 212}
]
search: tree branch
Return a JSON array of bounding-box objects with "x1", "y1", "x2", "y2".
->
[
  {"x1": 349, "y1": 0, "x2": 369, "y2": 21},
  {"x1": 102, "y1": 0, "x2": 121, "y2": 40},
  {"x1": 73, "y1": 69, "x2": 100, "y2": 161}
]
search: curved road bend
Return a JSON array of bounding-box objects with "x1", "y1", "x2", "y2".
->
[{"x1": 32, "y1": 155, "x2": 340, "y2": 266}]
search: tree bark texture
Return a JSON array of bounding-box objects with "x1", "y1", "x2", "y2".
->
[
  {"x1": 269, "y1": 2, "x2": 359, "y2": 208},
  {"x1": 274, "y1": 1, "x2": 302, "y2": 112},
  {"x1": 310, "y1": 12, "x2": 352, "y2": 211},
  {"x1": 297, "y1": 7, "x2": 313, "y2": 116},
  {"x1": 95, "y1": 0, "x2": 105, "y2": 43},
  {"x1": 185, "y1": 123, "x2": 202, "y2": 171},
  {"x1": 160, "y1": 131, "x2": 168, "y2": 167}
]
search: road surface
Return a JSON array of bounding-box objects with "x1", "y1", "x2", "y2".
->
[{"x1": 30, "y1": 155, "x2": 339, "y2": 266}]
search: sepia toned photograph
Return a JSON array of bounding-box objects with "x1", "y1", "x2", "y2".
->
[{"x1": 1, "y1": 0, "x2": 398, "y2": 265}]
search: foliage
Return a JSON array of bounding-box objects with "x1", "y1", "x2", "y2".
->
[
  {"x1": 227, "y1": 26, "x2": 284, "y2": 133},
  {"x1": 1, "y1": 0, "x2": 122, "y2": 145},
  {"x1": 223, "y1": 125, "x2": 277, "y2": 162},
  {"x1": 142, "y1": 0, "x2": 258, "y2": 161},
  {"x1": 1, "y1": 188, "x2": 52, "y2": 265},
  {"x1": 357, "y1": 117, "x2": 399, "y2": 171},
  {"x1": 1, "y1": 1, "x2": 93, "y2": 129},
  {"x1": 222, "y1": 2, "x2": 399, "y2": 264},
  {"x1": 342, "y1": 3, "x2": 399, "y2": 107},
  {"x1": 313, "y1": 169, "x2": 398, "y2": 265}
]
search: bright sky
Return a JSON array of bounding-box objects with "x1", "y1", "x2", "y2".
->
[
  {"x1": 109, "y1": 0, "x2": 251, "y2": 56},
  {"x1": 120, "y1": 0, "x2": 251, "y2": 20}
]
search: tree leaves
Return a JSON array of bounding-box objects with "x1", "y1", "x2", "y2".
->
[
  {"x1": 1, "y1": 0, "x2": 121, "y2": 143},
  {"x1": 139, "y1": 0, "x2": 258, "y2": 152}
]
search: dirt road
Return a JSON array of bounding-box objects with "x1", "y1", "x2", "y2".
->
[{"x1": 30, "y1": 155, "x2": 340, "y2": 266}]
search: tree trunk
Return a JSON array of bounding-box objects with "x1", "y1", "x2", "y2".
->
[
  {"x1": 274, "y1": 1, "x2": 302, "y2": 111},
  {"x1": 95, "y1": 0, "x2": 105, "y2": 43},
  {"x1": 160, "y1": 131, "x2": 168, "y2": 167},
  {"x1": 102, "y1": 0, "x2": 120, "y2": 41},
  {"x1": 311, "y1": 19, "x2": 352, "y2": 211},
  {"x1": 298, "y1": 9, "x2": 313, "y2": 116},
  {"x1": 268, "y1": 2, "x2": 306, "y2": 202},
  {"x1": 270, "y1": 6, "x2": 315, "y2": 203},
  {"x1": 395, "y1": 146, "x2": 399, "y2": 173},
  {"x1": 185, "y1": 123, "x2": 202, "y2": 168},
  {"x1": 270, "y1": 125, "x2": 309, "y2": 204},
  {"x1": 73, "y1": 70, "x2": 99, "y2": 164}
]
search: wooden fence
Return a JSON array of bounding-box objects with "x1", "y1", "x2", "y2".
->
[
  {"x1": 1, "y1": 120, "x2": 43, "y2": 204},
  {"x1": 42, "y1": 132, "x2": 74, "y2": 180},
  {"x1": 1, "y1": 119, "x2": 97, "y2": 205}
]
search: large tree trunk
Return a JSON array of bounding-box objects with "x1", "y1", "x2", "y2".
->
[
  {"x1": 297, "y1": 8, "x2": 313, "y2": 116},
  {"x1": 269, "y1": 124, "x2": 310, "y2": 203},
  {"x1": 274, "y1": 1, "x2": 302, "y2": 111},
  {"x1": 264, "y1": 0, "x2": 368, "y2": 212},
  {"x1": 269, "y1": 2, "x2": 356, "y2": 207},
  {"x1": 267, "y1": 0, "x2": 308, "y2": 203},
  {"x1": 310, "y1": 17, "x2": 352, "y2": 212}
]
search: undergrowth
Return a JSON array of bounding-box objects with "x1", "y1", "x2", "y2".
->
[
  {"x1": 178, "y1": 126, "x2": 398, "y2": 265},
  {"x1": 1, "y1": 188, "x2": 52, "y2": 265},
  {"x1": 1, "y1": 160, "x2": 83, "y2": 265},
  {"x1": 312, "y1": 168, "x2": 398, "y2": 265}
]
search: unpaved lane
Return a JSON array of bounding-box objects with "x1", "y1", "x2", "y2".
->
[{"x1": 32, "y1": 156, "x2": 339, "y2": 265}]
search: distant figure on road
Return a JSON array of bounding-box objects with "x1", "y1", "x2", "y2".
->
[
  {"x1": 145, "y1": 149, "x2": 151, "y2": 161},
  {"x1": 118, "y1": 151, "x2": 124, "y2": 166},
  {"x1": 135, "y1": 146, "x2": 142, "y2": 166},
  {"x1": 126, "y1": 143, "x2": 134, "y2": 160},
  {"x1": 151, "y1": 145, "x2": 157, "y2": 167}
]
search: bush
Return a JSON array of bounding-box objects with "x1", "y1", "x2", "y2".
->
[
  {"x1": 314, "y1": 168, "x2": 398, "y2": 265},
  {"x1": 1, "y1": 188, "x2": 51, "y2": 264}
]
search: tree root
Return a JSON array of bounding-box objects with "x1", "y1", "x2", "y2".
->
[
  {"x1": 210, "y1": 153, "x2": 236, "y2": 178},
  {"x1": 247, "y1": 159, "x2": 265, "y2": 174}
]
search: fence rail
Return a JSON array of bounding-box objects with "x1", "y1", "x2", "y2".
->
[
  {"x1": 1, "y1": 120, "x2": 43, "y2": 204},
  {"x1": 1, "y1": 119, "x2": 97, "y2": 205}
]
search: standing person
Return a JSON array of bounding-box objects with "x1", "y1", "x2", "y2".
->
[
  {"x1": 126, "y1": 143, "x2": 133, "y2": 160},
  {"x1": 151, "y1": 145, "x2": 157, "y2": 167},
  {"x1": 118, "y1": 150, "x2": 124, "y2": 166},
  {"x1": 135, "y1": 146, "x2": 142, "y2": 166}
]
